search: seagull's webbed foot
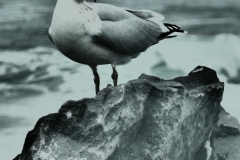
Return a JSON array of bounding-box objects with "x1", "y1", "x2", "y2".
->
[
  {"x1": 90, "y1": 66, "x2": 100, "y2": 95},
  {"x1": 111, "y1": 65, "x2": 118, "y2": 87}
]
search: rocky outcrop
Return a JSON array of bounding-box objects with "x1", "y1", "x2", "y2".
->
[
  {"x1": 211, "y1": 109, "x2": 240, "y2": 160},
  {"x1": 16, "y1": 66, "x2": 225, "y2": 160},
  {"x1": 196, "y1": 108, "x2": 240, "y2": 160}
]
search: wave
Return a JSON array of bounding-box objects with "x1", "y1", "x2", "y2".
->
[
  {"x1": 153, "y1": 34, "x2": 240, "y2": 81},
  {"x1": 1, "y1": 34, "x2": 240, "y2": 102},
  {"x1": 0, "y1": 47, "x2": 80, "y2": 102}
]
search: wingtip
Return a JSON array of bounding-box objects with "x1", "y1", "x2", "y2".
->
[{"x1": 166, "y1": 30, "x2": 187, "y2": 37}]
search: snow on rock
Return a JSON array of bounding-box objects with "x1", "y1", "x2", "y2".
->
[{"x1": 16, "y1": 66, "x2": 225, "y2": 160}]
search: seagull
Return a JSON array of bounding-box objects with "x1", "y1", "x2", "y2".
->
[{"x1": 48, "y1": 0, "x2": 186, "y2": 94}]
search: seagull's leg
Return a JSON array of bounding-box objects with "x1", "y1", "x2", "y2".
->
[
  {"x1": 111, "y1": 65, "x2": 118, "y2": 87},
  {"x1": 90, "y1": 66, "x2": 100, "y2": 94}
]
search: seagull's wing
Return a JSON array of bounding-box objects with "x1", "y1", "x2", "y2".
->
[
  {"x1": 125, "y1": 9, "x2": 165, "y2": 25},
  {"x1": 125, "y1": 9, "x2": 186, "y2": 37},
  {"x1": 93, "y1": 4, "x2": 166, "y2": 56}
]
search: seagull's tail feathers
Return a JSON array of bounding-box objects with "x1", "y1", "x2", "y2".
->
[{"x1": 159, "y1": 23, "x2": 187, "y2": 40}]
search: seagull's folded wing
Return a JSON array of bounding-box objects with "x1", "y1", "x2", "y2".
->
[{"x1": 93, "y1": 4, "x2": 163, "y2": 56}]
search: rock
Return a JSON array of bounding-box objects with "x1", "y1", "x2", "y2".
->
[
  {"x1": 210, "y1": 108, "x2": 240, "y2": 160},
  {"x1": 195, "y1": 108, "x2": 240, "y2": 160},
  {"x1": 16, "y1": 66, "x2": 224, "y2": 160}
]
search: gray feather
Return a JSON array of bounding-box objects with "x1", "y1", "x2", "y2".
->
[{"x1": 93, "y1": 4, "x2": 162, "y2": 56}]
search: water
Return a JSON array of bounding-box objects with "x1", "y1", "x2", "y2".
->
[{"x1": 1, "y1": 0, "x2": 240, "y2": 159}]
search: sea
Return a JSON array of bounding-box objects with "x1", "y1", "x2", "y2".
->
[{"x1": 1, "y1": 0, "x2": 240, "y2": 159}]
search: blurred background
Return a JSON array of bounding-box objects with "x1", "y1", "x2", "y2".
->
[{"x1": 1, "y1": 0, "x2": 240, "y2": 159}]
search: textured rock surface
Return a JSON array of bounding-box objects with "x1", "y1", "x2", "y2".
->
[
  {"x1": 17, "y1": 66, "x2": 224, "y2": 160},
  {"x1": 210, "y1": 108, "x2": 240, "y2": 160},
  {"x1": 196, "y1": 108, "x2": 240, "y2": 160}
]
